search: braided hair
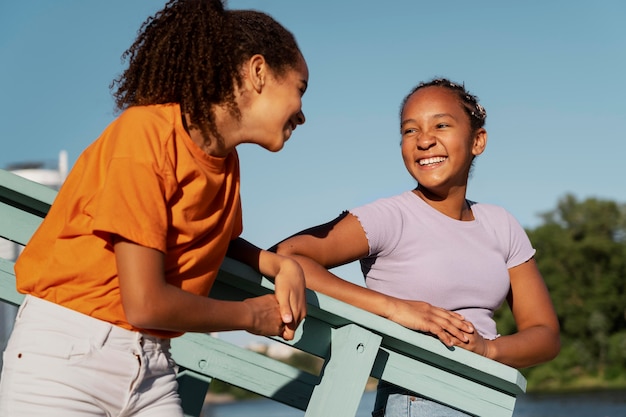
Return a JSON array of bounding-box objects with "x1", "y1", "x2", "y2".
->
[
  {"x1": 400, "y1": 78, "x2": 487, "y2": 131},
  {"x1": 110, "y1": 0, "x2": 301, "y2": 139}
]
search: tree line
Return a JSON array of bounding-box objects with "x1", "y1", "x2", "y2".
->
[{"x1": 496, "y1": 193, "x2": 626, "y2": 390}]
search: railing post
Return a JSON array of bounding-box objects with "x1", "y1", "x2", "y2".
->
[
  {"x1": 304, "y1": 324, "x2": 382, "y2": 417},
  {"x1": 176, "y1": 369, "x2": 212, "y2": 417}
]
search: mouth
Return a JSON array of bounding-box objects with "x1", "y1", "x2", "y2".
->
[
  {"x1": 418, "y1": 156, "x2": 447, "y2": 166},
  {"x1": 284, "y1": 126, "x2": 294, "y2": 141},
  {"x1": 285, "y1": 122, "x2": 297, "y2": 138}
]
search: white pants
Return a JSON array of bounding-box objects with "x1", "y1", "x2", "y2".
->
[{"x1": 0, "y1": 295, "x2": 183, "y2": 416}]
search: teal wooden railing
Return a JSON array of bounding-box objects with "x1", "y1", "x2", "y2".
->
[{"x1": 0, "y1": 168, "x2": 526, "y2": 417}]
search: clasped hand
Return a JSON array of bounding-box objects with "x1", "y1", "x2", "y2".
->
[
  {"x1": 388, "y1": 299, "x2": 489, "y2": 356},
  {"x1": 244, "y1": 258, "x2": 307, "y2": 341}
]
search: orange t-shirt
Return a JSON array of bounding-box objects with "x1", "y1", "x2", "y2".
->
[{"x1": 15, "y1": 104, "x2": 243, "y2": 338}]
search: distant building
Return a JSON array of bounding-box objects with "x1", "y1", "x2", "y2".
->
[{"x1": 0, "y1": 151, "x2": 68, "y2": 370}]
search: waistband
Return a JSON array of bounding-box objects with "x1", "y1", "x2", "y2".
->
[{"x1": 19, "y1": 295, "x2": 170, "y2": 352}]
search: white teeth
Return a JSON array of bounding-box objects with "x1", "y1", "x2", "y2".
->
[{"x1": 419, "y1": 156, "x2": 446, "y2": 166}]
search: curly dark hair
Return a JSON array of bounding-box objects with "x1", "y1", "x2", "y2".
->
[
  {"x1": 400, "y1": 78, "x2": 487, "y2": 131},
  {"x1": 110, "y1": 0, "x2": 302, "y2": 139}
]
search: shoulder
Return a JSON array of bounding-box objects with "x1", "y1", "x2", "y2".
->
[
  {"x1": 353, "y1": 191, "x2": 415, "y2": 213},
  {"x1": 349, "y1": 192, "x2": 416, "y2": 251},
  {"x1": 470, "y1": 200, "x2": 531, "y2": 243},
  {"x1": 100, "y1": 104, "x2": 181, "y2": 156},
  {"x1": 115, "y1": 104, "x2": 180, "y2": 132},
  {"x1": 469, "y1": 201, "x2": 519, "y2": 224}
]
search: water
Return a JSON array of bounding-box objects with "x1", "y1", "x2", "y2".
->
[{"x1": 202, "y1": 389, "x2": 626, "y2": 417}]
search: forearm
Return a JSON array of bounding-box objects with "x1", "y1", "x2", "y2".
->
[
  {"x1": 116, "y1": 237, "x2": 292, "y2": 338},
  {"x1": 228, "y1": 237, "x2": 296, "y2": 279},
  {"x1": 290, "y1": 254, "x2": 395, "y2": 318},
  {"x1": 487, "y1": 325, "x2": 561, "y2": 369},
  {"x1": 123, "y1": 282, "x2": 257, "y2": 333},
  {"x1": 488, "y1": 259, "x2": 561, "y2": 369},
  {"x1": 226, "y1": 236, "x2": 307, "y2": 340}
]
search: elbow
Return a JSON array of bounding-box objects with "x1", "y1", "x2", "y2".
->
[
  {"x1": 124, "y1": 308, "x2": 154, "y2": 330},
  {"x1": 271, "y1": 241, "x2": 298, "y2": 257},
  {"x1": 545, "y1": 319, "x2": 561, "y2": 361},
  {"x1": 535, "y1": 326, "x2": 561, "y2": 365},
  {"x1": 122, "y1": 299, "x2": 163, "y2": 330},
  {"x1": 548, "y1": 330, "x2": 562, "y2": 361}
]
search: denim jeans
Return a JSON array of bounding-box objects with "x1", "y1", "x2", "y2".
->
[{"x1": 372, "y1": 381, "x2": 471, "y2": 417}]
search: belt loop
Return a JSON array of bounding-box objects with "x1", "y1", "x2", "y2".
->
[
  {"x1": 16, "y1": 294, "x2": 31, "y2": 319},
  {"x1": 92, "y1": 323, "x2": 113, "y2": 349}
]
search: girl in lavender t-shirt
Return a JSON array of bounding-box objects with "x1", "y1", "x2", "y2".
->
[{"x1": 274, "y1": 78, "x2": 560, "y2": 416}]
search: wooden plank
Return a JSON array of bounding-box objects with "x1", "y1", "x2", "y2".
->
[
  {"x1": 372, "y1": 347, "x2": 517, "y2": 417},
  {"x1": 305, "y1": 324, "x2": 382, "y2": 417},
  {"x1": 0, "y1": 258, "x2": 23, "y2": 306},
  {"x1": 0, "y1": 201, "x2": 43, "y2": 245},
  {"x1": 176, "y1": 369, "x2": 212, "y2": 417},
  {"x1": 0, "y1": 169, "x2": 55, "y2": 217},
  {"x1": 171, "y1": 332, "x2": 318, "y2": 411}
]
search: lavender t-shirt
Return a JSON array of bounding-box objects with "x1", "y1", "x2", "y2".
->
[{"x1": 349, "y1": 191, "x2": 536, "y2": 340}]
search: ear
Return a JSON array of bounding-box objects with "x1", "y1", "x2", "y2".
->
[
  {"x1": 472, "y1": 128, "x2": 487, "y2": 157},
  {"x1": 243, "y1": 54, "x2": 267, "y2": 93}
]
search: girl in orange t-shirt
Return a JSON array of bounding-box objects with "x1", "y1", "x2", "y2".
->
[{"x1": 0, "y1": 1, "x2": 308, "y2": 415}]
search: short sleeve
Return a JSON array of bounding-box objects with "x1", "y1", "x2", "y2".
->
[
  {"x1": 503, "y1": 210, "x2": 536, "y2": 269},
  {"x1": 92, "y1": 157, "x2": 169, "y2": 252},
  {"x1": 88, "y1": 109, "x2": 173, "y2": 252},
  {"x1": 350, "y1": 198, "x2": 404, "y2": 257}
]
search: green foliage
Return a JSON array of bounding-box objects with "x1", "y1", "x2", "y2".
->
[{"x1": 496, "y1": 193, "x2": 626, "y2": 389}]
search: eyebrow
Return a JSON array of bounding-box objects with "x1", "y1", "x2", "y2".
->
[{"x1": 400, "y1": 113, "x2": 457, "y2": 127}]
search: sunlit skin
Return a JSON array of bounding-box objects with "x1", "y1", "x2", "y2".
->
[
  {"x1": 274, "y1": 84, "x2": 560, "y2": 368},
  {"x1": 187, "y1": 54, "x2": 308, "y2": 157},
  {"x1": 114, "y1": 54, "x2": 310, "y2": 341},
  {"x1": 400, "y1": 86, "x2": 486, "y2": 220}
]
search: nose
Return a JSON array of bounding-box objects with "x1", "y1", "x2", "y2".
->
[
  {"x1": 416, "y1": 132, "x2": 436, "y2": 150},
  {"x1": 295, "y1": 110, "x2": 305, "y2": 125}
]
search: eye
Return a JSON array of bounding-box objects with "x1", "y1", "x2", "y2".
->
[
  {"x1": 402, "y1": 127, "x2": 417, "y2": 135},
  {"x1": 436, "y1": 123, "x2": 450, "y2": 129},
  {"x1": 299, "y1": 82, "x2": 308, "y2": 96}
]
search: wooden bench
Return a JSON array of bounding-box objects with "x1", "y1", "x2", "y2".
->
[{"x1": 0, "y1": 168, "x2": 526, "y2": 417}]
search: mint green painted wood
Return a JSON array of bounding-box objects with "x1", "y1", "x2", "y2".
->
[
  {"x1": 0, "y1": 258, "x2": 23, "y2": 306},
  {"x1": 0, "y1": 169, "x2": 55, "y2": 214},
  {"x1": 0, "y1": 169, "x2": 54, "y2": 246},
  {"x1": 176, "y1": 369, "x2": 212, "y2": 417},
  {"x1": 172, "y1": 332, "x2": 318, "y2": 411},
  {"x1": 0, "y1": 168, "x2": 528, "y2": 417},
  {"x1": 0, "y1": 201, "x2": 44, "y2": 245},
  {"x1": 304, "y1": 324, "x2": 382, "y2": 417},
  {"x1": 372, "y1": 346, "x2": 517, "y2": 416}
]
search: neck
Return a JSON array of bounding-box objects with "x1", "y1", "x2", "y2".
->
[
  {"x1": 413, "y1": 186, "x2": 473, "y2": 221},
  {"x1": 183, "y1": 111, "x2": 232, "y2": 158}
]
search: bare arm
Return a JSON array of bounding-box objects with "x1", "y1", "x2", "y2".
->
[
  {"x1": 272, "y1": 213, "x2": 475, "y2": 347},
  {"x1": 460, "y1": 258, "x2": 561, "y2": 368},
  {"x1": 227, "y1": 237, "x2": 307, "y2": 340},
  {"x1": 114, "y1": 236, "x2": 304, "y2": 340}
]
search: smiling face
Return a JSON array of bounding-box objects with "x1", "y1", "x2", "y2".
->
[
  {"x1": 400, "y1": 86, "x2": 487, "y2": 196},
  {"x1": 241, "y1": 54, "x2": 309, "y2": 152}
]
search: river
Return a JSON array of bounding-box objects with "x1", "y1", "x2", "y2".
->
[{"x1": 202, "y1": 389, "x2": 626, "y2": 417}]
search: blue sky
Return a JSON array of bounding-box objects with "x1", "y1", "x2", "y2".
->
[{"x1": 2, "y1": 1, "x2": 625, "y2": 345}]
